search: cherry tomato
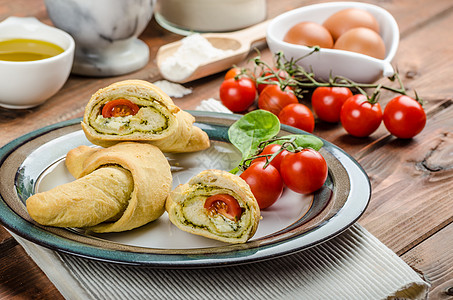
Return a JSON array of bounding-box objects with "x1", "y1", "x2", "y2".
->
[
  {"x1": 311, "y1": 87, "x2": 353, "y2": 123},
  {"x1": 280, "y1": 149, "x2": 328, "y2": 194},
  {"x1": 251, "y1": 143, "x2": 290, "y2": 172},
  {"x1": 102, "y1": 99, "x2": 140, "y2": 118},
  {"x1": 383, "y1": 95, "x2": 426, "y2": 139},
  {"x1": 258, "y1": 84, "x2": 298, "y2": 116},
  {"x1": 240, "y1": 161, "x2": 284, "y2": 209},
  {"x1": 219, "y1": 77, "x2": 256, "y2": 112},
  {"x1": 257, "y1": 69, "x2": 289, "y2": 93},
  {"x1": 340, "y1": 94, "x2": 383, "y2": 137},
  {"x1": 224, "y1": 67, "x2": 242, "y2": 80},
  {"x1": 204, "y1": 194, "x2": 243, "y2": 221},
  {"x1": 278, "y1": 103, "x2": 315, "y2": 133}
]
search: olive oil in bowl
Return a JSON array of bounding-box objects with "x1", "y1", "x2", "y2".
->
[{"x1": 0, "y1": 38, "x2": 64, "y2": 61}]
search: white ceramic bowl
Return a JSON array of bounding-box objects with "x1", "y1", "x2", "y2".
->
[
  {"x1": 266, "y1": 2, "x2": 399, "y2": 83},
  {"x1": 0, "y1": 17, "x2": 74, "y2": 109}
]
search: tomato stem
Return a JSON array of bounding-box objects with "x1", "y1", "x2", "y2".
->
[
  {"x1": 241, "y1": 136, "x2": 297, "y2": 171},
  {"x1": 251, "y1": 51, "x2": 420, "y2": 104}
]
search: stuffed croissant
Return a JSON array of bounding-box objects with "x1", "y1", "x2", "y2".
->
[
  {"x1": 81, "y1": 79, "x2": 210, "y2": 153},
  {"x1": 26, "y1": 142, "x2": 172, "y2": 233},
  {"x1": 166, "y1": 169, "x2": 260, "y2": 244}
]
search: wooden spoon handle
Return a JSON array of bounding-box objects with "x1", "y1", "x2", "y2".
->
[{"x1": 223, "y1": 19, "x2": 271, "y2": 46}]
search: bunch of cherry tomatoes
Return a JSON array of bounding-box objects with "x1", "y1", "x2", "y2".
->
[
  {"x1": 219, "y1": 61, "x2": 426, "y2": 139},
  {"x1": 239, "y1": 141, "x2": 328, "y2": 209}
]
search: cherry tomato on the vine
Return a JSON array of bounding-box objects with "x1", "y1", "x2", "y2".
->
[
  {"x1": 340, "y1": 94, "x2": 383, "y2": 137},
  {"x1": 311, "y1": 87, "x2": 353, "y2": 123},
  {"x1": 219, "y1": 77, "x2": 256, "y2": 112},
  {"x1": 278, "y1": 103, "x2": 315, "y2": 133},
  {"x1": 257, "y1": 69, "x2": 289, "y2": 93},
  {"x1": 383, "y1": 95, "x2": 426, "y2": 139},
  {"x1": 258, "y1": 84, "x2": 298, "y2": 116},
  {"x1": 280, "y1": 149, "x2": 328, "y2": 194},
  {"x1": 251, "y1": 143, "x2": 290, "y2": 172},
  {"x1": 224, "y1": 67, "x2": 242, "y2": 80},
  {"x1": 240, "y1": 161, "x2": 284, "y2": 209}
]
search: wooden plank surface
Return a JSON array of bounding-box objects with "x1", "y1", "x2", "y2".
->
[
  {"x1": 1, "y1": 0, "x2": 453, "y2": 299},
  {"x1": 402, "y1": 222, "x2": 453, "y2": 299}
]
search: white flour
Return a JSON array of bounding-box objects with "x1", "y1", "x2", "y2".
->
[
  {"x1": 195, "y1": 98, "x2": 232, "y2": 113},
  {"x1": 159, "y1": 34, "x2": 233, "y2": 82},
  {"x1": 153, "y1": 80, "x2": 192, "y2": 98}
]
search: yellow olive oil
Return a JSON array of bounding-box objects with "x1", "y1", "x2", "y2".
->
[{"x1": 0, "y1": 38, "x2": 64, "y2": 62}]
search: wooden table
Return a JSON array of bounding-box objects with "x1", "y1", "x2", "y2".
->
[{"x1": 1, "y1": 0, "x2": 452, "y2": 299}]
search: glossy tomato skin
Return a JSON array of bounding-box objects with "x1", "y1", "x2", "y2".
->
[
  {"x1": 258, "y1": 84, "x2": 298, "y2": 116},
  {"x1": 219, "y1": 77, "x2": 256, "y2": 112},
  {"x1": 340, "y1": 94, "x2": 383, "y2": 137},
  {"x1": 311, "y1": 87, "x2": 353, "y2": 123},
  {"x1": 257, "y1": 69, "x2": 288, "y2": 93},
  {"x1": 240, "y1": 161, "x2": 284, "y2": 209},
  {"x1": 251, "y1": 143, "x2": 289, "y2": 172},
  {"x1": 224, "y1": 67, "x2": 242, "y2": 80},
  {"x1": 278, "y1": 103, "x2": 315, "y2": 133},
  {"x1": 102, "y1": 99, "x2": 140, "y2": 118},
  {"x1": 280, "y1": 149, "x2": 328, "y2": 194},
  {"x1": 204, "y1": 194, "x2": 242, "y2": 221},
  {"x1": 383, "y1": 95, "x2": 426, "y2": 139}
]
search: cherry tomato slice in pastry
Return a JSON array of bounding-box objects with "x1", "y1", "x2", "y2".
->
[
  {"x1": 204, "y1": 194, "x2": 243, "y2": 221},
  {"x1": 102, "y1": 99, "x2": 140, "y2": 118}
]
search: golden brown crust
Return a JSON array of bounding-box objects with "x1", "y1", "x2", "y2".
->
[
  {"x1": 81, "y1": 79, "x2": 210, "y2": 153},
  {"x1": 166, "y1": 169, "x2": 260, "y2": 244},
  {"x1": 26, "y1": 142, "x2": 172, "y2": 233}
]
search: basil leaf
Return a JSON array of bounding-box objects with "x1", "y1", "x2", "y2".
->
[
  {"x1": 228, "y1": 110, "x2": 280, "y2": 172},
  {"x1": 274, "y1": 134, "x2": 323, "y2": 151}
]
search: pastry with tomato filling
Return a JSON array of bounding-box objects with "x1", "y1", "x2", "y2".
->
[
  {"x1": 26, "y1": 142, "x2": 172, "y2": 233},
  {"x1": 166, "y1": 169, "x2": 260, "y2": 244},
  {"x1": 81, "y1": 79, "x2": 210, "y2": 153}
]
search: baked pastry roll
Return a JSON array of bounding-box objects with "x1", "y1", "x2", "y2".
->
[
  {"x1": 26, "y1": 142, "x2": 172, "y2": 233},
  {"x1": 81, "y1": 79, "x2": 210, "y2": 153},
  {"x1": 166, "y1": 169, "x2": 260, "y2": 244}
]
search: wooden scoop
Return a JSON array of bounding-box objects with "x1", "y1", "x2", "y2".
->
[{"x1": 156, "y1": 20, "x2": 270, "y2": 83}]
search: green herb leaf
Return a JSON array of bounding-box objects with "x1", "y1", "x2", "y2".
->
[
  {"x1": 228, "y1": 110, "x2": 280, "y2": 173},
  {"x1": 274, "y1": 134, "x2": 323, "y2": 151}
]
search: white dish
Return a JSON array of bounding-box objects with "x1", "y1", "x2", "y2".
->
[
  {"x1": 0, "y1": 112, "x2": 370, "y2": 267},
  {"x1": 266, "y1": 2, "x2": 399, "y2": 83}
]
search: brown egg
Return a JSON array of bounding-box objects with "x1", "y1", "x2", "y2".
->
[
  {"x1": 333, "y1": 27, "x2": 386, "y2": 59},
  {"x1": 323, "y1": 8, "x2": 380, "y2": 41},
  {"x1": 283, "y1": 21, "x2": 334, "y2": 48}
]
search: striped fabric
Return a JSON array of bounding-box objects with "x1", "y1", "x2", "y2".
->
[{"x1": 56, "y1": 224, "x2": 428, "y2": 300}]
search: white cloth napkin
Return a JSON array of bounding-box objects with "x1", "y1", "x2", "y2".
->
[
  {"x1": 11, "y1": 99, "x2": 430, "y2": 300},
  {"x1": 12, "y1": 224, "x2": 428, "y2": 300}
]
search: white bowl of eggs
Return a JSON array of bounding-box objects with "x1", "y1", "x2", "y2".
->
[{"x1": 266, "y1": 2, "x2": 399, "y2": 83}]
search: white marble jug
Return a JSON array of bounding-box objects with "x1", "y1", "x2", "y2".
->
[{"x1": 45, "y1": 0, "x2": 155, "y2": 76}]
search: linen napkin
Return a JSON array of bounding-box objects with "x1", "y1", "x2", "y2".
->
[{"x1": 11, "y1": 99, "x2": 430, "y2": 300}]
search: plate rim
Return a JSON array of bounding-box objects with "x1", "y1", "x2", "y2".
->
[{"x1": 0, "y1": 111, "x2": 371, "y2": 268}]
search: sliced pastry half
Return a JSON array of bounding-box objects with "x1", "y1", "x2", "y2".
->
[
  {"x1": 166, "y1": 169, "x2": 260, "y2": 244},
  {"x1": 81, "y1": 79, "x2": 210, "y2": 153}
]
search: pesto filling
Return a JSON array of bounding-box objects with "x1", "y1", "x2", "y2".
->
[
  {"x1": 89, "y1": 97, "x2": 171, "y2": 136},
  {"x1": 178, "y1": 184, "x2": 252, "y2": 239}
]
